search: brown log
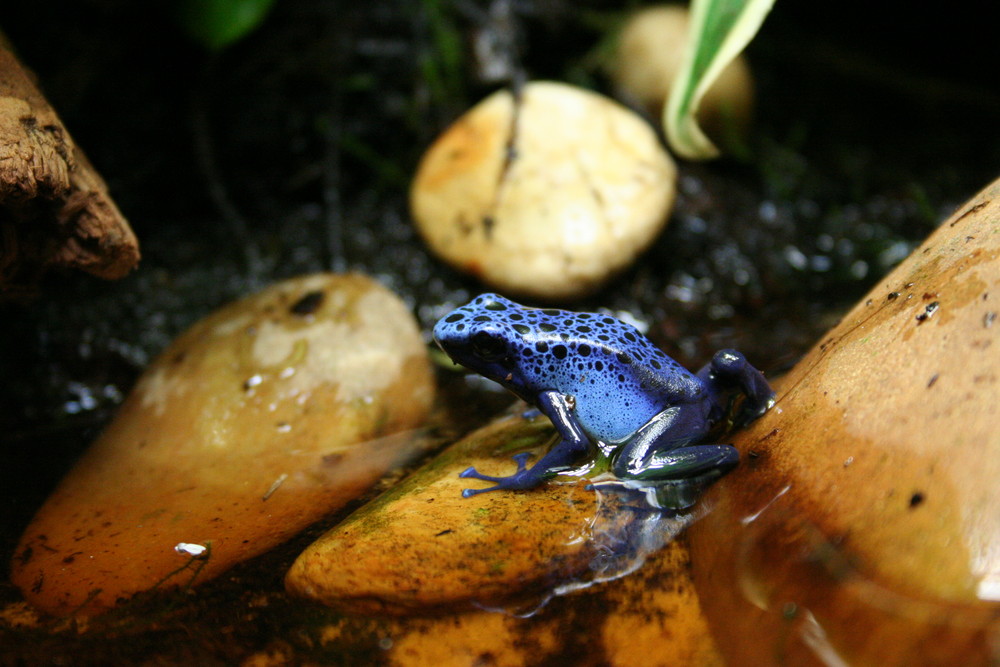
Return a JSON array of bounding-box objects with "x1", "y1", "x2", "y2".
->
[{"x1": 0, "y1": 36, "x2": 139, "y2": 296}]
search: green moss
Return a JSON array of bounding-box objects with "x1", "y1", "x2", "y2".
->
[{"x1": 329, "y1": 417, "x2": 556, "y2": 538}]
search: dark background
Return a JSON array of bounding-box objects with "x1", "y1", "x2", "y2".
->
[{"x1": 0, "y1": 0, "x2": 996, "y2": 658}]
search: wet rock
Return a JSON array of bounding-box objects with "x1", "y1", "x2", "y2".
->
[
  {"x1": 295, "y1": 535, "x2": 722, "y2": 666},
  {"x1": 410, "y1": 80, "x2": 676, "y2": 300},
  {"x1": 688, "y1": 179, "x2": 1000, "y2": 666},
  {"x1": 608, "y1": 5, "x2": 754, "y2": 143},
  {"x1": 286, "y1": 413, "x2": 604, "y2": 613},
  {"x1": 286, "y1": 397, "x2": 729, "y2": 626},
  {"x1": 289, "y1": 410, "x2": 704, "y2": 614},
  {"x1": 380, "y1": 540, "x2": 722, "y2": 666},
  {"x1": 592, "y1": 538, "x2": 725, "y2": 666},
  {"x1": 11, "y1": 273, "x2": 434, "y2": 616}
]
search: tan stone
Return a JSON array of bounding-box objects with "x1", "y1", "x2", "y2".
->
[
  {"x1": 11, "y1": 273, "x2": 434, "y2": 616},
  {"x1": 411, "y1": 81, "x2": 676, "y2": 300},
  {"x1": 688, "y1": 178, "x2": 1000, "y2": 666}
]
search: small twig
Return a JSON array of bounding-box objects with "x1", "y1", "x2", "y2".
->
[
  {"x1": 322, "y1": 101, "x2": 346, "y2": 273},
  {"x1": 190, "y1": 56, "x2": 263, "y2": 279}
]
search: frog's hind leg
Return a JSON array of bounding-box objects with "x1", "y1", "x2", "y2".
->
[
  {"x1": 612, "y1": 405, "x2": 738, "y2": 481},
  {"x1": 697, "y1": 349, "x2": 776, "y2": 424},
  {"x1": 615, "y1": 444, "x2": 738, "y2": 481}
]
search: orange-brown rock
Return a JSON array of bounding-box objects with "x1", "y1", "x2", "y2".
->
[
  {"x1": 288, "y1": 409, "x2": 723, "y2": 664},
  {"x1": 689, "y1": 178, "x2": 1000, "y2": 665},
  {"x1": 594, "y1": 538, "x2": 724, "y2": 667},
  {"x1": 11, "y1": 273, "x2": 433, "y2": 616},
  {"x1": 372, "y1": 539, "x2": 723, "y2": 666},
  {"x1": 292, "y1": 537, "x2": 722, "y2": 666},
  {"x1": 286, "y1": 414, "x2": 604, "y2": 613}
]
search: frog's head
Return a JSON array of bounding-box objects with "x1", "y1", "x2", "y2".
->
[{"x1": 433, "y1": 293, "x2": 534, "y2": 395}]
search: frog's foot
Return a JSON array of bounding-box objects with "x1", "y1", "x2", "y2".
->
[
  {"x1": 460, "y1": 453, "x2": 542, "y2": 497},
  {"x1": 734, "y1": 392, "x2": 777, "y2": 428}
]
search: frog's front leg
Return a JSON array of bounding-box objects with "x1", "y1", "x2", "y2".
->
[
  {"x1": 460, "y1": 390, "x2": 591, "y2": 497},
  {"x1": 612, "y1": 404, "x2": 739, "y2": 481}
]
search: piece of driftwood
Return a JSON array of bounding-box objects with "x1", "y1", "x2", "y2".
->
[{"x1": 0, "y1": 36, "x2": 139, "y2": 296}]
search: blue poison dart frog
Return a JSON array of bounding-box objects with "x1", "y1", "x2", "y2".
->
[{"x1": 433, "y1": 294, "x2": 776, "y2": 498}]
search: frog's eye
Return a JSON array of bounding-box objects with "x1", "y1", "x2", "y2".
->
[{"x1": 471, "y1": 331, "x2": 506, "y2": 362}]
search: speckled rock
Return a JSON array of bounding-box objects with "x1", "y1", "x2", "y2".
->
[
  {"x1": 688, "y1": 178, "x2": 1000, "y2": 666},
  {"x1": 296, "y1": 536, "x2": 722, "y2": 667},
  {"x1": 410, "y1": 80, "x2": 676, "y2": 300},
  {"x1": 12, "y1": 273, "x2": 434, "y2": 616},
  {"x1": 287, "y1": 411, "x2": 707, "y2": 615},
  {"x1": 379, "y1": 538, "x2": 722, "y2": 666},
  {"x1": 286, "y1": 414, "x2": 602, "y2": 613},
  {"x1": 589, "y1": 538, "x2": 724, "y2": 667},
  {"x1": 608, "y1": 5, "x2": 754, "y2": 140},
  {"x1": 287, "y1": 409, "x2": 723, "y2": 663}
]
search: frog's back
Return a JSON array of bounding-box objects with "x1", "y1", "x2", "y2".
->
[{"x1": 463, "y1": 296, "x2": 704, "y2": 442}]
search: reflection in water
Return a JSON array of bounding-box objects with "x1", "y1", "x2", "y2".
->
[
  {"x1": 560, "y1": 479, "x2": 698, "y2": 589},
  {"x1": 963, "y1": 503, "x2": 1000, "y2": 602},
  {"x1": 799, "y1": 609, "x2": 851, "y2": 667},
  {"x1": 476, "y1": 474, "x2": 713, "y2": 617},
  {"x1": 736, "y1": 485, "x2": 1000, "y2": 664},
  {"x1": 740, "y1": 484, "x2": 790, "y2": 527}
]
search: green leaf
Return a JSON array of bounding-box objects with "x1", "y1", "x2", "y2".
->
[
  {"x1": 177, "y1": 0, "x2": 277, "y2": 51},
  {"x1": 664, "y1": 0, "x2": 776, "y2": 160}
]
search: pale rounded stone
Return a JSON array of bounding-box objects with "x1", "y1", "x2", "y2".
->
[
  {"x1": 11, "y1": 273, "x2": 434, "y2": 616},
  {"x1": 608, "y1": 5, "x2": 754, "y2": 138},
  {"x1": 687, "y1": 178, "x2": 1000, "y2": 665},
  {"x1": 411, "y1": 81, "x2": 676, "y2": 300}
]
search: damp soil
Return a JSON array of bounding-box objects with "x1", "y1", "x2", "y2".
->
[{"x1": 0, "y1": 0, "x2": 997, "y2": 664}]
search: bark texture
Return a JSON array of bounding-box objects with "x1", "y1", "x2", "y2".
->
[{"x1": 0, "y1": 38, "x2": 139, "y2": 296}]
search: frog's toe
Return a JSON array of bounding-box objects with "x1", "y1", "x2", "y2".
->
[
  {"x1": 459, "y1": 453, "x2": 541, "y2": 496},
  {"x1": 461, "y1": 474, "x2": 537, "y2": 497},
  {"x1": 459, "y1": 466, "x2": 500, "y2": 482},
  {"x1": 510, "y1": 452, "x2": 532, "y2": 470},
  {"x1": 460, "y1": 473, "x2": 506, "y2": 498},
  {"x1": 460, "y1": 474, "x2": 527, "y2": 497},
  {"x1": 459, "y1": 453, "x2": 531, "y2": 481},
  {"x1": 461, "y1": 485, "x2": 494, "y2": 498},
  {"x1": 735, "y1": 394, "x2": 776, "y2": 427}
]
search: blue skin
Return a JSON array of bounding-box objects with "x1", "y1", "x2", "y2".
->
[{"x1": 433, "y1": 294, "x2": 776, "y2": 498}]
